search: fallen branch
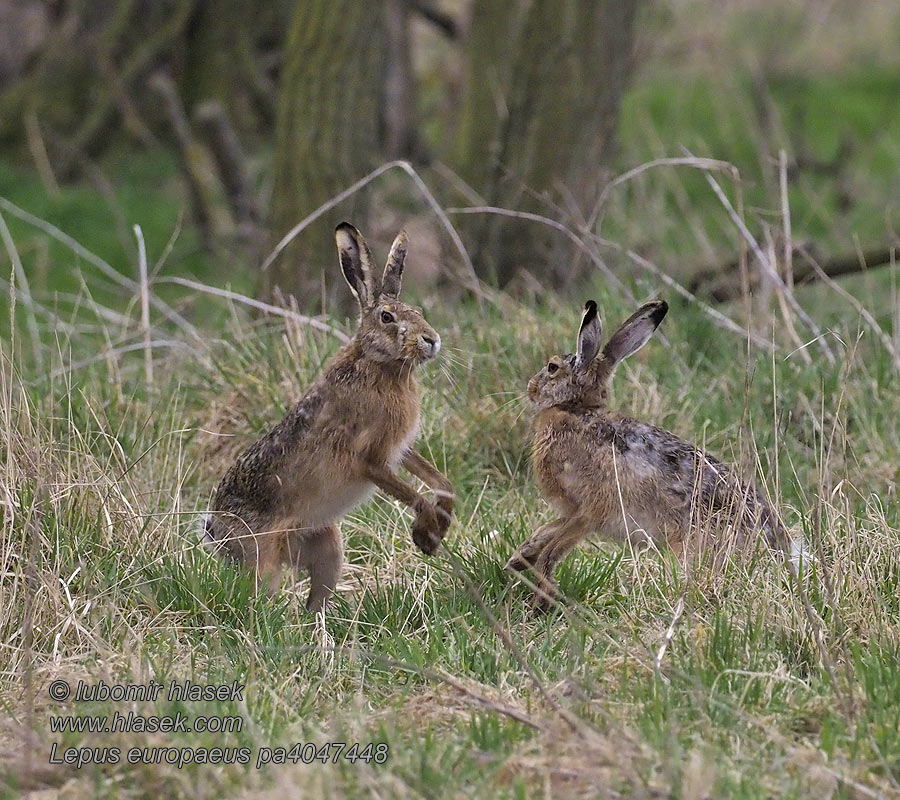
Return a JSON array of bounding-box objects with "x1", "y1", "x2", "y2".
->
[{"x1": 689, "y1": 245, "x2": 898, "y2": 302}]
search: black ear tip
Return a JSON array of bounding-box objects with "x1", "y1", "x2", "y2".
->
[
  {"x1": 650, "y1": 300, "x2": 669, "y2": 325},
  {"x1": 585, "y1": 300, "x2": 597, "y2": 313},
  {"x1": 335, "y1": 221, "x2": 355, "y2": 234}
]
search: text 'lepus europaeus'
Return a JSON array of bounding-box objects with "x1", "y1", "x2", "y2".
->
[
  {"x1": 205, "y1": 223, "x2": 454, "y2": 612},
  {"x1": 507, "y1": 299, "x2": 788, "y2": 608}
]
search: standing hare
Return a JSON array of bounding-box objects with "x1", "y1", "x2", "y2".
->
[
  {"x1": 507, "y1": 299, "x2": 789, "y2": 609},
  {"x1": 204, "y1": 223, "x2": 453, "y2": 612}
]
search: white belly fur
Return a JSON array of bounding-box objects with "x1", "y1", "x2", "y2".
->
[
  {"x1": 282, "y1": 414, "x2": 419, "y2": 530},
  {"x1": 597, "y1": 511, "x2": 661, "y2": 547},
  {"x1": 388, "y1": 414, "x2": 420, "y2": 468}
]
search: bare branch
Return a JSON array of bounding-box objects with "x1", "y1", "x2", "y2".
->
[
  {"x1": 684, "y1": 148, "x2": 835, "y2": 364},
  {"x1": 153, "y1": 276, "x2": 350, "y2": 343},
  {"x1": 262, "y1": 160, "x2": 489, "y2": 304},
  {"x1": 0, "y1": 195, "x2": 202, "y2": 343}
]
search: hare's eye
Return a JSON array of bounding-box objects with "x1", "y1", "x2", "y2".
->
[
  {"x1": 547, "y1": 362, "x2": 558, "y2": 375},
  {"x1": 381, "y1": 311, "x2": 395, "y2": 324}
]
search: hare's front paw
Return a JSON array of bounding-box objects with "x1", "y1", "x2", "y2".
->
[{"x1": 411, "y1": 501, "x2": 443, "y2": 555}]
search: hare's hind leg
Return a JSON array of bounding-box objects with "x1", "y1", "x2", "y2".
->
[
  {"x1": 294, "y1": 525, "x2": 343, "y2": 613},
  {"x1": 531, "y1": 517, "x2": 593, "y2": 611},
  {"x1": 506, "y1": 519, "x2": 566, "y2": 573},
  {"x1": 239, "y1": 528, "x2": 284, "y2": 595}
]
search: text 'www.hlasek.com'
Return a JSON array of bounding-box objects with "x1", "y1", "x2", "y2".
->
[{"x1": 46, "y1": 679, "x2": 389, "y2": 770}]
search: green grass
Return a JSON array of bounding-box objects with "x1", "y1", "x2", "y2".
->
[
  {"x1": 1, "y1": 62, "x2": 899, "y2": 799},
  {"x1": 1, "y1": 236, "x2": 898, "y2": 796},
  {"x1": 612, "y1": 71, "x2": 900, "y2": 279}
]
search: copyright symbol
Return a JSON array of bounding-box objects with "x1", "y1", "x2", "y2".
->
[{"x1": 48, "y1": 680, "x2": 70, "y2": 702}]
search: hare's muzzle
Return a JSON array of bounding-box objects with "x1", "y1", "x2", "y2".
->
[{"x1": 417, "y1": 332, "x2": 441, "y2": 360}]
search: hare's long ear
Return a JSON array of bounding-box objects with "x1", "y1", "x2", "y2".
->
[
  {"x1": 602, "y1": 301, "x2": 668, "y2": 367},
  {"x1": 575, "y1": 300, "x2": 602, "y2": 370},
  {"x1": 335, "y1": 222, "x2": 379, "y2": 309},
  {"x1": 381, "y1": 229, "x2": 408, "y2": 299}
]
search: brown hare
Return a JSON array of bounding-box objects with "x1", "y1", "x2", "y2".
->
[
  {"x1": 204, "y1": 223, "x2": 453, "y2": 612},
  {"x1": 507, "y1": 299, "x2": 791, "y2": 609}
]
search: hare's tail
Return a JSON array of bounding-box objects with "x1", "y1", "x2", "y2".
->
[
  {"x1": 788, "y1": 536, "x2": 814, "y2": 574},
  {"x1": 199, "y1": 512, "x2": 218, "y2": 549},
  {"x1": 761, "y1": 505, "x2": 813, "y2": 576}
]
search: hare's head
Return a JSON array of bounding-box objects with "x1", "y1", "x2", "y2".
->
[
  {"x1": 528, "y1": 299, "x2": 668, "y2": 410},
  {"x1": 335, "y1": 223, "x2": 441, "y2": 365}
]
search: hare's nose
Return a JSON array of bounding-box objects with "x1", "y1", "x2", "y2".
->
[{"x1": 419, "y1": 333, "x2": 440, "y2": 357}]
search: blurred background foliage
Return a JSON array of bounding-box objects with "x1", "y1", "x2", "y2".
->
[{"x1": 0, "y1": 0, "x2": 898, "y2": 312}]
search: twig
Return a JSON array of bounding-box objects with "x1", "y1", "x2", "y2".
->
[
  {"x1": 0, "y1": 210, "x2": 43, "y2": 368},
  {"x1": 133, "y1": 225, "x2": 153, "y2": 387},
  {"x1": 766, "y1": 229, "x2": 811, "y2": 365},
  {"x1": 446, "y1": 204, "x2": 776, "y2": 351},
  {"x1": 0, "y1": 279, "x2": 84, "y2": 335},
  {"x1": 261, "y1": 160, "x2": 489, "y2": 304},
  {"x1": 779, "y1": 149, "x2": 793, "y2": 290},
  {"x1": 654, "y1": 596, "x2": 685, "y2": 677},
  {"x1": 588, "y1": 156, "x2": 737, "y2": 231},
  {"x1": 684, "y1": 148, "x2": 835, "y2": 364},
  {"x1": 194, "y1": 101, "x2": 262, "y2": 231},
  {"x1": 797, "y1": 247, "x2": 900, "y2": 371},
  {"x1": 24, "y1": 111, "x2": 60, "y2": 196},
  {"x1": 153, "y1": 276, "x2": 350, "y2": 343},
  {"x1": 599, "y1": 238, "x2": 778, "y2": 352},
  {"x1": 411, "y1": 0, "x2": 457, "y2": 38},
  {"x1": 445, "y1": 205, "x2": 639, "y2": 308},
  {"x1": 149, "y1": 72, "x2": 220, "y2": 247},
  {"x1": 439, "y1": 543, "x2": 588, "y2": 736},
  {"x1": 47, "y1": 339, "x2": 196, "y2": 380},
  {"x1": 0, "y1": 195, "x2": 202, "y2": 343}
]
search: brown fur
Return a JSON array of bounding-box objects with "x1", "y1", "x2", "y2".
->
[
  {"x1": 507, "y1": 300, "x2": 786, "y2": 609},
  {"x1": 204, "y1": 224, "x2": 454, "y2": 612}
]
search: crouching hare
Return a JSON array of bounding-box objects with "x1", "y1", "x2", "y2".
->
[
  {"x1": 205, "y1": 223, "x2": 454, "y2": 612},
  {"x1": 507, "y1": 299, "x2": 790, "y2": 609}
]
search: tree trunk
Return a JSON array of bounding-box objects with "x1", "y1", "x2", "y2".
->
[
  {"x1": 264, "y1": 0, "x2": 387, "y2": 309},
  {"x1": 383, "y1": 0, "x2": 415, "y2": 159},
  {"x1": 454, "y1": 0, "x2": 639, "y2": 287}
]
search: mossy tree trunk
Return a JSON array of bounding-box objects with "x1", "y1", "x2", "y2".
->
[
  {"x1": 454, "y1": 0, "x2": 639, "y2": 287},
  {"x1": 264, "y1": 0, "x2": 387, "y2": 310}
]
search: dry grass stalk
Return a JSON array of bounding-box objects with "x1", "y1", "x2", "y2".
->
[{"x1": 133, "y1": 224, "x2": 153, "y2": 388}]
